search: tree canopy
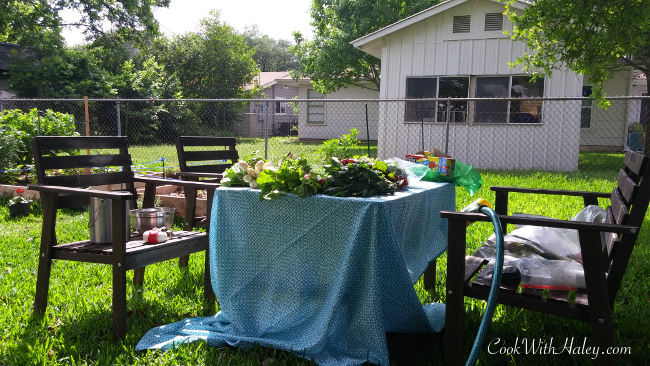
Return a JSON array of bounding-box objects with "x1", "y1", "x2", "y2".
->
[
  {"x1": 242, "y1": 25, "x2": 298, "y2": 72},
  {"x1": 291, "y1": 0, "x2": 441, "y2": 94},
  {"x1": 153, "y1": 11, "x2": 259, "y2": 99},
  {"x1": 505, "y1": 0, "x2": 650, "y2": 107},
  {"x1": 0, "y1": 0, "x2": 169, "y2": 47}
]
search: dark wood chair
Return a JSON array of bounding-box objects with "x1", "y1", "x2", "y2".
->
[
  {"x1": 28, "y1": 136, "x2": 218, "y2": 339},
  {"x1": 174, "y1": 136, "x2": 238, "y2": 266},
  {"x1": 439, "y1": 150, "x2": 649, "y2": 366}
]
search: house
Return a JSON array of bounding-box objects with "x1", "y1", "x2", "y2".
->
[
  {"x1": 238, "y1": 72, "x2": 300, "y2": 137},
  {"x1": 0, "y1": 42, "x2": 23, "y2": 99},
  {"x1": 351, "y1": 0, "x2": 636, "y2": 170},
  {"x1": 274, "y1": 76, "x2": 380, "y2": 141},
  {"x1": 238, "y1": 72, "x2": 381, "y2": 141}
]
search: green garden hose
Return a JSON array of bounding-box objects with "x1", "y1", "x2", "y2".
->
[{"x1": 462, "y1": 204, "x2": 505, "y2": 366}]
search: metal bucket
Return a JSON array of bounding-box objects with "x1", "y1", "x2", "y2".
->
[{"x1": 89, "y1": 197, "x2": 130, "y2": 244}]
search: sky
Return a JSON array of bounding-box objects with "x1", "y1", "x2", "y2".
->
[{"x1": 62, "y1": 0, "x2": 314, "y2": 46}]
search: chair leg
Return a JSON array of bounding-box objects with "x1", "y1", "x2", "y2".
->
[
  {"x1": 423, "y1": 260, "x2": 436, "y2": 291},
  {"x1": 445, "y1": 219, "x2": 467, "y2": 366},
  {"x1": 579, "y1": 230, "x2": 617, "y2": 366},
  {"x1": 112, "y1": 200, "x2": 128, "y2": 340},
  {"x1": 113, "y1": 263, "x2": 127, "y2": 340},
  {"x1": 133, "y1": 267, "x2": 145, "y2": 286},
  {"x1": 34, "y1": 254, "x2": 53, "y2": 314},
  {"x1": 179, "y1": 255, "x2": 189, "y2": 268},
  {"x1": 34, "y1": 192, "x2": 57, "y2": 315}
]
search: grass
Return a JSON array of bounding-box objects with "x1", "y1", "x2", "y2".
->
[
  {"x1": 125, "y1": 137, "x2": 378, "y2": 174},
  {"x1": 1, "y1": 151, "x2": 648, "y2": 365}
]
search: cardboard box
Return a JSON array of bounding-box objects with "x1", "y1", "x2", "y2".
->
[
  {"x1": 405, "y1": 154, "x2": 428, "y2": 166},
  {"x1": 427, "y1": 157, "x2": 455, "y2": 176},
  {"x1": 407, "y1": 150, "x2": 456, "y2": 176}
]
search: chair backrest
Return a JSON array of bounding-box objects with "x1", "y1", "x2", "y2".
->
[
  {"x1": 175, "y1": 136, "x2": 238, "y2": 174},
  {"x1": 605, "y1": 150, "x2": 650, "y2": 302},
  {"x1": 32, "y1": 136, "x2": 136, "y2": 207}
]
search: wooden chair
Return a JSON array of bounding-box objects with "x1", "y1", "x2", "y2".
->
[
  {"x1": 174, "y1": 136, "x2": 238, "y2": 266},
  {"x1": 28, "y1": 136, "x2": 218, "y2": 339},
  {"x1": 439, "y1": 150, "x2": 649, "y2": 366}
]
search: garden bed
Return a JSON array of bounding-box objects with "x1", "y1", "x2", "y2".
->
[{"x1": 157, "y1": 186, "x2": 208, "y2": 218}]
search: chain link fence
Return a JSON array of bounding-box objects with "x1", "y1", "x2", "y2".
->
[{"x1": 1, "y1": 96, "x2": 648, "y2": 177}]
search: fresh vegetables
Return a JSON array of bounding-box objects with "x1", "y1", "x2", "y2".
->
[{"x1": 221, "y1": 154, "x2": 409, "y2": 200}]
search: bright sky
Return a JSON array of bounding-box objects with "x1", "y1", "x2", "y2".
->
[{"x1": 62, "y1": 0, "x2": 314, "y2": 46}]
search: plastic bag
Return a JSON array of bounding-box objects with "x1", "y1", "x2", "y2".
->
[
  {"x1": 416, "y1": 159, "x2": 483, "y2": 196},
  {"x1": 476, "y1": 205, "x2": 606, "y2": 288},
  {"x1": 517, "y1": 258, "x2": 586, "y2": 290}
]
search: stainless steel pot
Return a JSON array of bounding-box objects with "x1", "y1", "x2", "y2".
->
[
  {"x1": 130, "y1": 207, "x2": 176, "y2": 234},
  {"x1": 89, "y1": 197, "x2": 131, "y2": 244}
]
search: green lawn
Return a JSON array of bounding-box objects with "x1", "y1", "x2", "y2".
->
[
  {"x1": 126, "y1": 137, "x2": 378, "y2": 173},
  {"x1": 1, "y1": 152, "x2": 648, "y2": 365}
]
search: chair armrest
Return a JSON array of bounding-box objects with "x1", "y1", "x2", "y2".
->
[
  {"x1": 490, "y1": 186, "x2": 610, "y2": 199},
  {"x1": 440, "y1": 211, "x2": 638, "y2": 234},
  {"x1": 27, "y1": 184, "x2": 134, "y2": 200},
  {"x1": 134, "y1": 176, "x2": 220, "y2": 190},
  {"x1": 175, "y1": 172, "x2": 224, "y2": 179}
]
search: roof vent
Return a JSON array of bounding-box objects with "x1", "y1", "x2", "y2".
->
[
  {"x1": 453, "y1": 15, "x2": 471, "y2": 33},
  {"x1": 485, "y1": 13, "x2": 503, "y2": 31}
]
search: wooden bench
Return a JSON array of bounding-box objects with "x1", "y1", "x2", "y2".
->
[
  {"x1": 440, "y1": 150, "x2": 649, "y2": 366},
  {"x1": 28, "y1": 136, "x2": 219, "y2": 339}
]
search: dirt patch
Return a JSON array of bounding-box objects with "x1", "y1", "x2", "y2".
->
[{"x1": 167, "y1": 187, "x2": 208, "y2": 199}]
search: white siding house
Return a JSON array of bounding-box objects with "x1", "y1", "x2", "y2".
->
[
  {"x1": 351, "y1": 0, "x2": 636, "y2": 170},
  {"x1": 276, "y1": 76, "x2": 380, "y2": 141}
]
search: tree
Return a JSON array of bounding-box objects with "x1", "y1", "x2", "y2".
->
[
  {"x1": 505, "y1": 0, "x2": 650, "y2": 154},
  {"x1": 242, "y1": 25, "x2": 298, "y2": 72},
  {"x1": 0, "y1": 0, "x2": 169, "y2": 47},
  {"x1": 8, "y1": 46, "x2": 114, "y2": 98},
  {"x1": 157, "y1": 11, "x2": 258, "y2": 100},
  {"x1": 291, "y1": 0, "x2": 441, "y2": 94},
  {"x1": 505, "y1": 0, "x2": 650, "y2": 104}
]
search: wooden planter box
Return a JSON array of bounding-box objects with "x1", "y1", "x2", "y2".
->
[
  {"x1": 157, "y1": 195, "x2": 208, "y2": 218},
  {"x1": 0, "y1": 185, "x2": 39, "y2": 200}
]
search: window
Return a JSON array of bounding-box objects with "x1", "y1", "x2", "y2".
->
[
  {"x1": 258, "y1": 103, "x2": 267, "y2": 121},
  {"x1": 405, "y1": 77, "x2": 469, "y2": 122},
  {"x1": 438, "y1": 77, "x2": 470, "y2": 122},
  {"x1": 510, "y1": 76, "x2": 544, "y2": 123},
  {"x1": 581, "y1": 86, "x2": 593, "y2": 128},
  {"x1": 275, "y1": 97, "x2": 286, "y2": 114},
  {"x1": 484, "y1": 13, "x2": 503, "y2": 31},
  {"x1": 406, "y1": 78, "x2": 437, "y2": 121},
  {"x1": 307, "y1": 89, "x2": 325, "y2": 123},
  {"x1": 453, "y1": 15, "x2": 471, "y2": 33},
  {"x1": 474, "y1": 75, "x2": 544, "y2": 124}
]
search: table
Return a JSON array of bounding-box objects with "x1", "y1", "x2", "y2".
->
[{"x1": 136, "y1": 181, "x2": 455, "y2": 365}]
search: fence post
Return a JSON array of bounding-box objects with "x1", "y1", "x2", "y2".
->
[
  {"x1": 445, "y1": 97, "x2": 451, "y2": 155},
  {"x1": 264, "y1": 100, "x2": 269, "y2": 159},
  {"x1": 116, "y1": 97, "x2": 121, "y2": 137},
  {"x1": 0, "y1": 98, "x2": 3, "y2": 113},
  {"x1": 84, "y1": 96, "x2": 90, "y2": 174}
]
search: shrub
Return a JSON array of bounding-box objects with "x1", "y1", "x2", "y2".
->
[
  {"x1": 0, "y1": 109, "x2": 79, "y2": 183},
  {"x1": 317, "y1": 128, "x2": 360, "y2": 164}
]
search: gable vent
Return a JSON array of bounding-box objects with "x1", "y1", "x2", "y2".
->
[
  {"x1": 453, "y1": 15, "x2": 471, "y2": 33},
  {"x1": 485, "y1": 13, "x2": 503, "y2": 31}
]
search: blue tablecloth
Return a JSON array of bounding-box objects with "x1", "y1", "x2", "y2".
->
[{"x1": 136, "y1": 181, "x2": 455, "y2": 365}]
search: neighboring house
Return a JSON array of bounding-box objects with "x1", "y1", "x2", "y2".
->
[
  {"x1": 238, "y1": 72, "x2": 299, "y2": 137},
  {"x1": 0, "y1": 42, "x2": 23, "y2": 99},
  {"x1": 275, "y1": 76, "x2": 380, "y2": 141},
  {"x1": 351, "y1": 0, "x2": 636, "y2": 170}
]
